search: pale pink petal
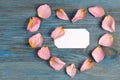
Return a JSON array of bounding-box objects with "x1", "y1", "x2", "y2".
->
[
  {"x1": 80, "y1": 59, "x2": 94, "y2": 72},
  {"x1": 102, "y1": 15, "x2": 115, "y2": 32},
  {"x1": 88, "y1": 6, "x2": 105, "y2": 17},
  {"x1": 28, "y1": 33, "x2": 43, "y2": 48},
  {"x1": 56, "y1": 9, "x2": 69, "y2": 20},
  {"x1": 72, "y1": 9, "x2": 86, "y2": 23},
  {"x1": 27, "y1": 17, "x2": 41, "y2": 32},
  {"x1": 99, "y1": 33, "x2": 114, "y2": 47},
  {"x1": 66, "y1": 64, "x2": 76, "y2": 78},
  {"x1": 51, "y1": 27, "x2": 65, "y2": 40},
  {"x1": 49, "y1": 56, "x2": 66, "y2": 71},
  {"x1": 92, "y1": 46, "x2": 104, "y2": 63},
  {"x1": 37, "y1": 46, "x2": 50, "y2": 60},
  {"x1": 37, "y1": 4, "x2": 51, "y2": 19}
]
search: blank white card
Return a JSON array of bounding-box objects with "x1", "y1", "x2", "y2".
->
[{"x1": 54, "y1": 29, "x2": 89, "y2": 48}]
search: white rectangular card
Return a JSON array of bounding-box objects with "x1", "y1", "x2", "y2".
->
[{"x1": 54, "y1": 29, "x2": 89, "y2": 48}]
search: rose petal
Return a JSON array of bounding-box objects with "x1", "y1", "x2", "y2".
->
[
  {"x1": 102, "y1": 15, "x2": 115, "y2": 32},
  {"x1": 66, "y1": 64, "x2": 76, "y2": 78},
  {"x1": 27, "y1": 17, "x2": 41, "y2": 32},
  {"x1": 92, "y1": 46, "x2": 104, "y2": 63},
  {"x1": 99, "y1": 33, "x2": 114, "y2": 47},
  {"x1": 29, "y1": 33, "x2": 43, "y2": 48},
  {"x1": 72, "y1": 9, "x2": 86, "y2": 23},
  {"x1": 51, "y1": 27, "x2": 65, "y2": 40},
  {"x1": 37, "y1": 4, "x2": 51, "y2": 19},
  {"x1": 49, "y1": 56, "x2": 66, "y2": 71},
  {"x1": 88, "y1": 6, "x2": 105, "y2": 17},
  {"x1": 80, "y1": 59, "x2": 94, "y2": 72},
  {"x1": 56, "y1": 9, "x2": 69, "y2": 20},
  {"x1": 37, "y1": 46, "x2": 50, "y2": 60}
]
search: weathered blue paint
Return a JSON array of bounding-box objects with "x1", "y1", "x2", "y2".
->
[{"x1": 0, "y1": 0, "x2": 120, "y2": 80}]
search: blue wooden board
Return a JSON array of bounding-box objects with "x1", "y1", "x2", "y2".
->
[{"x1": 0, "y1": 0, "x2": 120, "y2": 80}]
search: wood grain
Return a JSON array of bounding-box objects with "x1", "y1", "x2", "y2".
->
[{"x1": 0, "y1": 0, "x2": 120, "y2": 80}]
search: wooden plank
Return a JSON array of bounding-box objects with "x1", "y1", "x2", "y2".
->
[{"x1": 0, "y1": 0, "x2": 120, "y2": 80}]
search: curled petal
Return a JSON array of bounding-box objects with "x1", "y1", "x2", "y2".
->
[
  {"x1": 80, "y1": 59, "x2": 94, "y2": 72},
  {"x1": 27, "y1": 17, "x2": 41, "y2": 32},
  {"x1": 99, "y1": 33, "x2": 114, "y2": 47},
  {"x1": 49, "y1": 56, "x2": 66, "y2": 71},
  {"x1": 66, "y1": 64, "x2": 76, "y2": 78},
  {"x1": 56, "y1": 9, "x2": 69, "y2": 20},
  {"x1": 37, "y1": 4, "x2": 51, "y2": 19},
  {"x1": 29, "y1": 33, "x2": 43, "y2": 48},
  {"x1": 102, "y1": 15, "x2": 115, "y2": 32},
  {"x1": 92, "y1": 46, "x2": 104, "y2": 63},
  {"x1": 37, "y1": 46, "x2": 50, "y2": 60},
  {"x1": 72, "y1": 9, "x2": 86, "y2": 23},
  {"x1": 88, "y1": 6, "x2": 105, "y2": 17},
  {"x1": 51, "y1": 27, "x2": 65, "y2": 40}
]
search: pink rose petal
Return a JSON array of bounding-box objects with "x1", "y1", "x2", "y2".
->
[
  {"x1": 92, "y1": 46, "x2": 104, "y2": 63},
  {"x1": 29, "y1": 33, "x2": 43, "y2": 48},
  {"x1": 37, "y1": 4, "x2": 51, "y2": 19},
  {"x1": 51, "y1": 27, "x2": 65, "y2": 40},
  {"x1": 88, "y1": 6, "x2": 105, "y2": 17},
  {"x1": 37, "y1": 46, "x2": 50, "y2": 60},
  {"x1": 56, "y1": 9, "x2": 69, "y2": 20},
  {"x1": 72, "y1": 9, "x2": 86, "y2": 23},
  {"x1": 66, "y1": 64, "x2": 76, "y2": 78},
  {"x1": 102, "y1": 15, "x2": 115, "y2": 32},
  {"x1": 49, "y1": 56, "x2": 66, "y2": 71},
  {"x1": 27, "y1": 17, "x2": 41, "y2": 32},
  {"x1": 99, "y1": 33, "x2": 114, "y2": 47},
  {"x1": 80, "y1": 59, "x2": 94, "y2": 72}
]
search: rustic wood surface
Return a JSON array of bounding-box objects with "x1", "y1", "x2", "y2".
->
[{"x1": 0, "y1": 0, "x2": 120, "y2": 80}]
